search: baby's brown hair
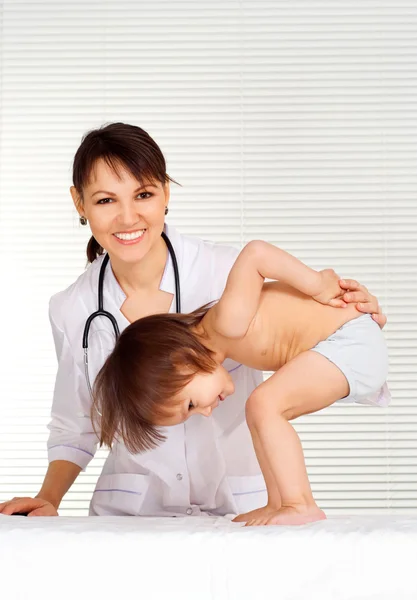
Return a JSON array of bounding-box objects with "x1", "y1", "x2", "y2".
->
[{"x1": 92, "y1": 305, "x2": 216, "y2": 454}]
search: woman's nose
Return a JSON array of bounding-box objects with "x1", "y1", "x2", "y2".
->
[
  {"x1": 200, "y1": 406, "x2": 212, "y2": 417},
  {"x1": 117, "y1": 201, "x2": 140, "y2": 226}
]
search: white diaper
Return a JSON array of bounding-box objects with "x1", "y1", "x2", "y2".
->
[{"x1": 310, "y1": 313, "x2": 391, "y2": 407}]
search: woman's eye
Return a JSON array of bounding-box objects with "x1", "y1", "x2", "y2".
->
[
  {"x1": 137, "y1": 192, "x2": 152, "y2": 200},
  {"x1": 188, "y1": 401, "x2": 194, "y2": 411},
  {"x1": 97, "y1": 197, "x2": 114, "y2": 204}
]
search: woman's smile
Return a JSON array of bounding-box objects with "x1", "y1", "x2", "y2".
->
[{"x1": 113, "y1": 228, "x2": 147, "y2": 245}]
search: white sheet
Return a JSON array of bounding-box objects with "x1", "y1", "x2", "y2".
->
[{"x1": 1, "y1": 514, "x2": 417, "y2": 599}]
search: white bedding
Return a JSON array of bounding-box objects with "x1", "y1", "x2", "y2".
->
[{"x1": 1, "y1": 514, "x2": 417, "y2": 600}]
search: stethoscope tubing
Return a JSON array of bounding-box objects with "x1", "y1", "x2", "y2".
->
[{"x1": 82, "y1": 231, "x2": 180, "y2": 397}]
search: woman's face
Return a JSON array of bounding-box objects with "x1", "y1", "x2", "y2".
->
[{"x1": 71, "y1": 158, "x2": 169, "y2": 265}]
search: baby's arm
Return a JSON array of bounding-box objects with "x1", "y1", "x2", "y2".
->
[{"x1": 210, "y1": 240, "x2": 344, "y2": 338}]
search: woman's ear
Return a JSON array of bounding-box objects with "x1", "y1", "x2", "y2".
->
[
  {"x1": 163, "y1": 182, "x2": 171, "y2": 209},
  {"x1": 70, "y1": 186, "x2": 84, "y2": 216}
]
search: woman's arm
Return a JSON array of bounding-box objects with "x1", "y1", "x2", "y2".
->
[
  {"x1": 47, "y1": 297, "x2": 99, "y2": 469},
  {"x1": 36, "y1": 461, "x2": 82, "y2": 509},
  {"x1": 0, "y1": 461, "x2": 81, "y2": 516},
  {"x1": 0, "y1": 297, "x2": 98, "y2": 515}
]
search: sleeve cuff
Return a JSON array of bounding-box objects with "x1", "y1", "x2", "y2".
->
[{"x1": 48, "y1": 444, "x2": 95, "y2": 471}]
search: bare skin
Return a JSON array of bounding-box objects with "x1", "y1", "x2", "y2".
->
[{"x1": 202, "y1": 280, "x2": 361, "y2": 373}]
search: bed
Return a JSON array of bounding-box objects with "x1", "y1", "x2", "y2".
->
[{"x1": 1, "y1": 514, "x2": 417, "y2": 599}]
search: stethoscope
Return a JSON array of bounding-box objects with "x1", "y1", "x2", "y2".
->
[{"x1": 82, "y1": 231, "x2": 181, "y2": 397}]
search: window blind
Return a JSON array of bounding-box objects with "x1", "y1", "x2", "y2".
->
[{"x1": 0, "y1": 0, "x2": 416, "y2": 515}]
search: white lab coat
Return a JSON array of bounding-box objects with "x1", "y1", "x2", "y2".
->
[{"x1": 48, "y1": 224, "x2": 266, "y2": 517}]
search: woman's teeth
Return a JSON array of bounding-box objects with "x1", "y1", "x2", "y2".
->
[{"x1": 114, "y1": 230, "x2": 145, "y2": 241}]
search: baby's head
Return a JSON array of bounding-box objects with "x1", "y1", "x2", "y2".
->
[{"x1": 92, "y1": 309, "x2": 234, "y2": 454}]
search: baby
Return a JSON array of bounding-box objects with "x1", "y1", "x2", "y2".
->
[{"x1": 93, "y1": 240, "x2": 390, "y2": 526}]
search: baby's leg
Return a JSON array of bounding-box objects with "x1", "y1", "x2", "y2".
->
[
  {"x1": 232, "y1": 425, "x2": 282, "y2": 522},
  {"x1": 244, "y1": 350, "x2": 349, "y2": 526}
]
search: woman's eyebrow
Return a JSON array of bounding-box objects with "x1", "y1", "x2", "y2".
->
[
  {"x1": 92, "y1": 185, "x2": 159, "y2": 198},
  {"x1": 92, "y1": 189, "x2": 116, "y2": 197}
]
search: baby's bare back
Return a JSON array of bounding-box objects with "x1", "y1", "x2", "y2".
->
[{"x1": 225, "y1": 281, "x2": 361, "y2": 371}]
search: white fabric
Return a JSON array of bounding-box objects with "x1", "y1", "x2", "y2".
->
[
  {"x1": 311, "y1": 314, "x2": 391, "y2": 406},
  {"x1": 1, "y1": 514, "x2": 417, "y2": 599},
  {"x1": 48, "y1": 223, "x2": 265, "y2": 517}
]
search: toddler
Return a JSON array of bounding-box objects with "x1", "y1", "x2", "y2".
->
[{"x1": 93, "y1": 240, "x2": 390, "y2": 526}]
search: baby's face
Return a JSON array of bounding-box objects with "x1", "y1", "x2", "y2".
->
[{"x1": 160, "y1": 365, "x2": 235, "y2": 426}]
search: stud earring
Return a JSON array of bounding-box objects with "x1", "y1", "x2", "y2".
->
[
  {"x1": 164, "y1": 207, "x2": 169, "y2": 216},
  {"x1": 79, "y1": 216, "x2": 88, "y2": 226}
]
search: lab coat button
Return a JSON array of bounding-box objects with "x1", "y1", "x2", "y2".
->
[
  {"x1": 176, "y1": 473, "x2": 183, "y2": 481},
  {"x1": 186, "y1": 508, "x2": 193, "y2": 515}
]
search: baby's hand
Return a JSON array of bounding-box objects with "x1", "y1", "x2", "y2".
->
[{"x1": 312, "y1": 269, "x2": 347, "y2": 308}]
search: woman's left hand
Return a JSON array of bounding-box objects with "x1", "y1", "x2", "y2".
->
[{"x1": 338, "y1": 279, "x2": 387, "y2": 329}]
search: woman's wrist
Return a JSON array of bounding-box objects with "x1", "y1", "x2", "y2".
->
[{"x1": 35, "y1": 491, "x2": 61, "y2": 509}]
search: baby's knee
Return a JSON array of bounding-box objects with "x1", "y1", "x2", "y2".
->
[
  {"x1": 246, "y1": 389, "x2": 296, "y2": 424},
  {"x1": 245, "y1": 392, "x2": 261, "y2": 426}
]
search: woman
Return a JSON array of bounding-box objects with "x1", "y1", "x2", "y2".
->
[{"x1": 0, "y1": 123, "x2": 386, "y2": 517}]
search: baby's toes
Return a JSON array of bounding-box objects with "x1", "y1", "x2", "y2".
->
[
  {"x1": 246, "y1": 518, "x2": 268, "y2": 527},
  {"x1": 232, "y1": 513, "x2": 248, "y2": 523},
  {"x1": 244, "y1": 519, "x2": 257, "y2": 527}
]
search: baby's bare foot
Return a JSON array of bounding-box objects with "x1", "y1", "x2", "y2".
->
[
  {"x1": 232, "y1": 504, "x2": 279, "y2": 523},
  {"x1": 246, "y1": 504, "x2": 326, "y2": 527}
]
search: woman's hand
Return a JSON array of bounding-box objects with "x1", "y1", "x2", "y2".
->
[
  {"x1": 311, "y1": 271, "x2": 387, "y2": 330},
  {"x1": 339, "y1": 278, "x2": 387, "y2": 328},
  {"x1": 0, "y1": 496, "x2": 58, "y2": 517}
]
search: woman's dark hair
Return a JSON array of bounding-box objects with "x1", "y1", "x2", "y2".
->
[
  {"x1": 73, "y1": 122, "x2": 177, "y2": 263},
  {"x1": 91, "y1": 304, "x2": 216, "y2": 454}
]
